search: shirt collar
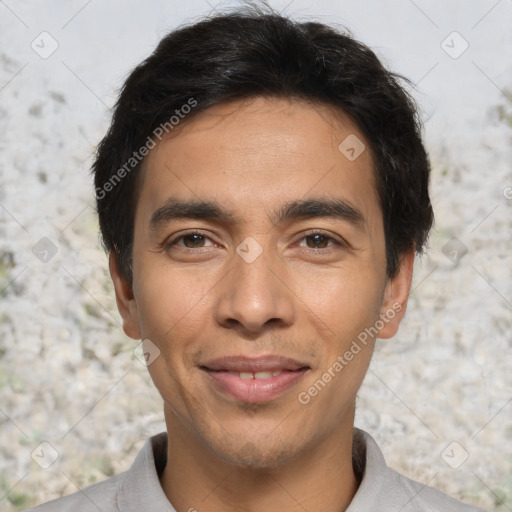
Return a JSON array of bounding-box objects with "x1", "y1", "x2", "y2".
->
[
  {"x1": 346, "y1": 428, "x2": 387, "y2": 511},
  {"x1": 117, "y1": 432, "x2": 176, "y2": 511}
]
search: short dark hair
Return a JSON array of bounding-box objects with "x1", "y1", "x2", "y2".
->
[{"x1": 93, "y1": 5, "x2": 433, "y2": 283}]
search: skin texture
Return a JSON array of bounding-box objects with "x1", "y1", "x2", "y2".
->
[{"x1": 110, "y1": 96, "x2": 414, "y2": 512}]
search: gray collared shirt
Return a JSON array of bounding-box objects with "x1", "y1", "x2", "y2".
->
[{"x1": 26, "y1": 428, "x2": 485, "y2": 511}]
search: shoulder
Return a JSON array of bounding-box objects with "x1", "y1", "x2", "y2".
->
[
  {"x1": 349, "y1": 429, "x2": 486, "y2": 512},
  {"x1": 23, "y1": 473, "x2": 123, "y2": 512},
  {"x1": 24, "y1": 432, "x2": 170, "y2": 512},
  {"x1": 386, "y1": 466, "x2": 486, "y2": 512}
]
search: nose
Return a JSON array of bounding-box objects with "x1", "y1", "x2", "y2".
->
[{"x1": 214, "y1": 245, "x2": 296, "y2": 334}]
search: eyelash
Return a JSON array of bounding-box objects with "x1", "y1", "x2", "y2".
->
[{"x1": 165, "y1": 229, "x2": 346, "y2": 254}]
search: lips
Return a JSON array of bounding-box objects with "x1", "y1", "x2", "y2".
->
[{"x1": 200, "y1": 355, "x2": 310, "y2": 403}]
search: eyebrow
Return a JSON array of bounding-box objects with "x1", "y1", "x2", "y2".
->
[{"x1": 149, "y1": 197, "x2": 366, "y2": 232}]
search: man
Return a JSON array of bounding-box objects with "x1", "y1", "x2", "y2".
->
[{"x1": 28, "y1": 5, "x2": 484, "y2": 512}]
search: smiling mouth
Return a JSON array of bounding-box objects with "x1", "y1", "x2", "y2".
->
[{"x1": 199, "y1": 356, "x2": 310, "y2": 403}]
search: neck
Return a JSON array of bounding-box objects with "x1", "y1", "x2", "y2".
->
[{"x1": 159, "y1": 407, "x2": 359, "y2": 512}]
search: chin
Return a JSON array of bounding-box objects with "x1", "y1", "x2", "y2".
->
[{"x1": 211, "y1": 436, "x2": 301, "y2": 470}]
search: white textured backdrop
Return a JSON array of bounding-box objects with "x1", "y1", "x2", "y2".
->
[{"x1": 0, "y1": 1, "x2": 511, "y2": 510}]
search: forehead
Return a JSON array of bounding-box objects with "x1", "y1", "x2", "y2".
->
[{"x1": 137, "y1": 96, "x2": 379, "y2": 228}]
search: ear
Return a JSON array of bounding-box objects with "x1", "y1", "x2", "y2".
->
[
  {"x1": 109, "y1": 251, "x2": 141, "y2": 340},
  {"x1": 377, "y1": 248, "x2": 415, "y2": 339}
]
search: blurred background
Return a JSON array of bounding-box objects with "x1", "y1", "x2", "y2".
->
[{"x1": 0, "y1": 0, "x2": 511, "y2": 510}]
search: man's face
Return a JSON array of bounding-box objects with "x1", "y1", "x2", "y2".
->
[{"x1": 112, "y1": 97, "x2": 411, "y2": 467}]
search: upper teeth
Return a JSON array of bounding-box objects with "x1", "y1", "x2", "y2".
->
[{"x1": 238, "y1": 371, "x2": 282, "y2": 380}]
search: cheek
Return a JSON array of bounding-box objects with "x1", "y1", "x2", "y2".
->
[
  {"x1": 135, "y1": 266, "x2": 211, "y2": 396},
  {"x1": 133, "y1": 258, "x2": 216, "y2": 338},
  {"x1": 291, "y1": 263, "x2": 384, "y2": 340}
]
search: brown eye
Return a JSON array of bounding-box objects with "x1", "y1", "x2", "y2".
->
[
  {"x1": 304, "y1": 234, "x2": 331, "y2": 249},
  {"x1": 166, "y1": 231, "x2": 215, "y2": 250},
  {"x1": 298, "y1": 232, "x2": 340, "y2": 250},
  {"x1": 181, "y1": 234, "x2": 207, "y2": 248}
]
